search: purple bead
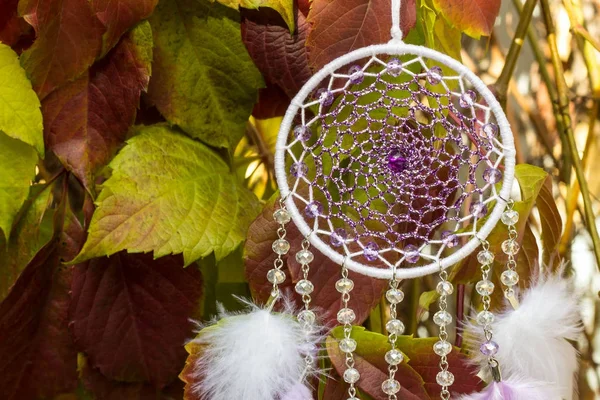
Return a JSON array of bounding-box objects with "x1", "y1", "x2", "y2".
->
[
  {"x1": 363, "y1": 242, "x2": 379, "y2": 261},
  {"x1": 482, "y1": 123, "x2": 498, "y2": 138},
  {"x1": 386, "y1": 58, "x2": 402, "y2": 77},
  {"x1": 330, "y1": 228, "x2": 347, "y2": 247},
  {"x1": 470, "y1": 202, "x2": 488, "y2": 218},
  {"x1": 315, "y1": 88, "x2": 334, "y2": 106},
  {"x1": 387, "y1": 148, "x2": 408, "y2": 173},
  {"x1": 480, "y1": 341, "x2": 499, "y2": 356},
  {"x1": 290, "y1": 162, "x2": 308, "y2": 178},
  {"x1": 404, "y1": 244, "x2": 420, "y2": 263},
  {"x1": 483, "y1": 167, "x2": 502, "y2": 184},
  {"x1": 427, "y1": 66, "x2": 443, "y2": 85},
  {"x1": 348, "y1": 65, "x2": 364, "y2": 84},
  {"x1": 459, "y1": 90, "x2": 476, "y2": 108},
  {"x1": 305, "y1": 201, "x2": 323, "y2": 218},
  {"x1": 293, "y1": 125, "x2": 311, "y2": 141},
  {"x1": 441, "y1": 231, "x2": 459, "y2": 248}
]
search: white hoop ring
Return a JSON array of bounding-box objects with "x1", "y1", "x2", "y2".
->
[{"x1": 274, "y1": 43, "x2": 516, "y2": 280}]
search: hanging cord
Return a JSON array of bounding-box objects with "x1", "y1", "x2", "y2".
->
[{"x1": 390, "y1": 0, "x2": 404, "y2": 43}]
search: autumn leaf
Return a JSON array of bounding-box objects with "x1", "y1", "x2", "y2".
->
[
  {"x1": 147, "y1": 0, "x2": 264, "y2": 150},
  {"x1": 0, "y1": 193, "x2": 83, "y2": 400},
  {"x1": 244, "y1": 198, "x2": 387, "y2": 326},
  {"x1": 432, "y1": 0, "x2": 501, "y2": 38},
  {"x1": 215, "y1": 0, "x2": 295, "y2": 32},
  {"x1": 0, "y1": 0, "x2": 31, "y2": 46},
  {"x1": 91, "y1": 0, "x2": 158, "y2": 56},
  {"x1": 73, "y1": 124, "x2": 261, "y2": 264},
  {"x1": 42, "y1": 22, "x2": 153, "y2": 191},
  {"x1": 70, "y1": 252, "x2": 203, "y2": 387},
  {"x1": 19, "y1": 0, "x2": 105, "y2": 99},
  {"x1": 536, "y1": 178, "x2": 562, "y2": 265},
  {"x1": 307, "y1": 0, "x2": 417, "y2": 71}
]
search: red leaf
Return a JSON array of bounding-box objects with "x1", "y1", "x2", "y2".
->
[
  {"x1": 252, "y1": 84, "x2": 290, "y2": 119},
  {"x1": 91, "y1": 0, "x2": 158, "y2": 56},
  {"x1": 42, "y1": 25, "x2": 151, "y2": 190},
  {"x1": 242, "y1": 8, "x2": 311, "y2": 99},
  {"x1": 0, "y1": 0, "x2": 32, "y2": 47},
  {"x1": 306, "y1": 0, "x2": 416, "y2": 71},
  {"x1": 244, "y1": 200, "x2": 387, "y2": 326},
  {"x1": 0, "y1": 199, "x2": 84, "y2": 399},
  {"x1": 19, "y1": 0, "x2": 105, "y2": 99},
  {"x1": 69, "y1": 252, "x2": 203, "y2": 388},
  {"x1": 433, "y1": 0, "x2": 501, "y2": 38}
]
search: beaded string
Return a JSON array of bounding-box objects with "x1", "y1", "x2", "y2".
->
[
  {"x1": 382, "y1": 269, "x2": 405, "y2": 398},
  {"x1": 434, "y1": 268, "x2": 455, "y2": 399},
  {"x1": 499, "y1": 200, "x2": 521, "y2": 308},
  {"x1": 336, "y1": 262, "x2": 359, "y2": 398},
  {"x1": 269, "y1": 199, "x2": 292, "y2": 303}
]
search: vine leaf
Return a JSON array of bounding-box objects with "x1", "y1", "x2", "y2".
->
[
  {"x1": 91, "y1": 0, "x2": 158, "y2": 56},
  {"x1": 73, "y1": 124, "x2": 261, "y2": 264},
  {"x1": 215, "y1": 0, "x2": 295, "y2": 32},
  {"x1": 147, "y1": 0, "x2": 264, "y2": 150},
  {"x1": 19, "y1": 0, "x2": 105, "y2": 100},
  {"x1": 307, "y1": 0, "x2": 417, "y2": 71},
  {"x1": 244, "y1": 198, "x2": 387, "y2": 326},
  {"x1": 70, "y1": 252, "x2": 203, "y2": 387},
  {"x1": 0, "y1": 195, "x2": 84, "y2": 400},
  {"x1": 0, "y1": 43, "x2": 44, "y2": 155},
  {"x1": 42, "y1": 22, "x2": 153, "y2": 191},
  {"x1": 432, "y1": 0, "x2": 501, "y2": 38},
  {"x1": 0, "y1": 0, "x2": 30, "y2": 46}
]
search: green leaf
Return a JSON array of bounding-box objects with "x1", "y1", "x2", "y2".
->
[
  {"x1": 73, "y1": 124, "x2": 261, "y2": 265},
  {"x1": 214, "y1": 0, "x2": 295, "y2": 32},
  {"x1": 0, "y1": 43, "x2": 44, "y2": 156},
  {"x1": 0, "y1": 131, "x2": 38, "y2": 239},
  {"x1": 147, "y1": 0, "x2": 264, "y2": 150}
]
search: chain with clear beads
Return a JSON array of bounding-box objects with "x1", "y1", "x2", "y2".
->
[
  {"x1": 499, "y1": 200, "x2": 520, "y2": 300},
  {"x1": 382, "y1": 272, "x2": 404, "y2": 399},
  {"x1": 269, "y1": 199, "x2": 292, "y2": 300},
  {"x1": 336, "y1": 264, "x2": 359, "y2": 399},
  {"x1": 294, "y1": 237, "x2": 317, "y2": 377},
  {"x1": 433, "y1": 269, "x2": 454, "y2": 399},
  {"x1": 475, "y1": 239, "x2": 500, "y2": 363}
]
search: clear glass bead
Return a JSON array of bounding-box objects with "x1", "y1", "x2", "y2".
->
[
  {"x1": 476, "y1": 310, "x2": 495, "y2": 326},
  {"x1": 482, "y1": 123, "x2": 498, "y2": 138},
  {"x1": 470, "y1": 201, "x2": 488, "y2": 218},
  {"x1": 290, "y1": 162, "x2": 308, "y2": 178},
  {"x1": 480, "y1": 340, "x2": 499, "y2": 356},
  {"x1": 386, "y1": 288, "x2": 405, "y2": 304},
  {"x1": 382, "y1": 379, "x2": 401, "y2": 395},
  {"x1": 426, "y1": 66, "x2": 443, "y2": 85},
  {"x1": 501, "y1": 209, "x2": 519, "y2": 225},
  {"x1": 483, "y1": 167, "x2": 503, "y2": 184},
  {"x1": 386, "y1": 58, "x2": 402, "y2": 77},
  {"x1": 330, "y1": 228, "x2": 347, "y2": 247},
  {"x1": 386, "y1": 319, "x2": 405, "y2": 335},
  {"x1": 501, "y1": 239, "x2": 520, "y2": 255},
  {"x1": 433, "y1": 340, "x2": 452, "y2": 356},
  {"x1": 267, "y1": 269, "x2": 285, "y2": 284},
  {"x1": 295, "y1": 279, "x2": 314, "y2": 295},
  {"x1": 337, "y1": 308, "x2": 356, "y2": 324},
  {"x1": 273, "y1": 208, "x2": 290, "y2": 224},
  {"x1": 348, "y1": 65, "x2": 364, "y2": 84},
  {"x1": 404, "y1": 244, "x2": 420, "y2": 263},
  {"x1": 501, "y1": 269, "x2": 519, "y2": 286},
  {"x1": 433, "y1": 310, "x2": 453, "y2": 327},
  {"x1": 477, "y1": 250, "x2": 494, "y2": 265},
  {"x1": 363, "y1": 241, "x2": 379, "y2": 261},
  {"x1": 343, "y1": 368, "x2": 360, "y2": 384},
  {"x1": 384, "y1": 349, "x2": 404, "y2": 365},
  {"x1": 295, "y1": 249, "x2": 314, "y2": 264},
  {"x1": 297, "y1": 310, "x2": 316, "y2": 325},
  {"x1": 305, "y1": 201, "x2": 323, "y2": 218},
  {"x1": 293, "y1": 125, "x2": 311, "y2": 141},
  {"x1": 272, "y1": 239, "x2": 290, "y2": 255},
  {"x1": 459, "y1": 90, "x2": 476, "y2": 108},
  {"x1": 436, "y1": 281, "x2": 454, "y2": 296},
  {"x1": 339, "y1": 338, "x2": 357, "y2": 353},
  {"x1": 436, "y1": 370, "x2": 455, "y2": 386},
  {"x1": 441, "y1": 230, "x2": 459, "y2": 248},
  {"x1": 476, "y1": 280, "x2": 495, "y2": 296},
  {"x1": 335, "y1": 278, "x2": 354, "y2": 293},
  {"x1": 316, "y1": 88, "x2": 334, "y2": 106}
]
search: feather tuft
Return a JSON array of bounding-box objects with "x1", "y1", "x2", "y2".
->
[
  {"x1": 281, "y1": 383, "x2": 314, "y2": 400},
  {"x1": 190, "y1": 298, "x2": 323, "y2": 400},
  {"x1": 455, "y1": 376, "x2": 558, "y2": 400},
  {"x1": 464, "y1": 271, "x2": 582, "y2": 399}
]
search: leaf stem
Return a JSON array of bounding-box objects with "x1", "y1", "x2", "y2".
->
[{"x1": 540, "y1": 0, "x2": 600, "y2": 270}]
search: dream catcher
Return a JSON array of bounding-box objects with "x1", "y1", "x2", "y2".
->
[{"x1": 190, "y1": 0, "x2": 580, "y2": 399}]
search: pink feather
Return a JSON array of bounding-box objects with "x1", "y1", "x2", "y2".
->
[
  {"x1": 455, "y1": 377, "x2": 562, "y2": 400},
  {"x1": 280, "y1": 383, "x2": 313, "y2": 400}
]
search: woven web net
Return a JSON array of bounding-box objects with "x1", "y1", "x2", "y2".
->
[{"x1": 281, "y1": 54, "x2": 508, "y2": 270}]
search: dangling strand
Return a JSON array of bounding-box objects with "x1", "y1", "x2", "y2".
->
[
  {"x1": 499, "y1": 200, "x2": 520, "y2": 307},
  {"x1": 434, "y1": 267, "x2": 454, "y2": 399},
  {"x1": 336, "y1": 262, "x2": 359, "y2": 398},
  {"x1": 294, "y1": 237, "x2": 317, "y2": 377},
  {"x1": 382, "y1": 269, "x2": 405, "y2": 398},
  {"x1": 270, "y1": 198, "x2": 292, "y2": 302}
]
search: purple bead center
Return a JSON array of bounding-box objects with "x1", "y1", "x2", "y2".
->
[{"x1": 387, "y1": 148, "x2": 408, "y2": 173}]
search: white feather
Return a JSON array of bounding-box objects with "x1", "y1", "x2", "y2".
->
[
  {"x1": 464, "y1": 272, "x2": 582, "y2": 399},
  {"x1": 190, "y1": 299, "x2": 322, "y2": 400},
  {"x1": 281, "y1": 383, "x2": 314, "y2": 400},
  {"x1": 455, "y1": 376, "x2": 558, "y2": 399}
]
